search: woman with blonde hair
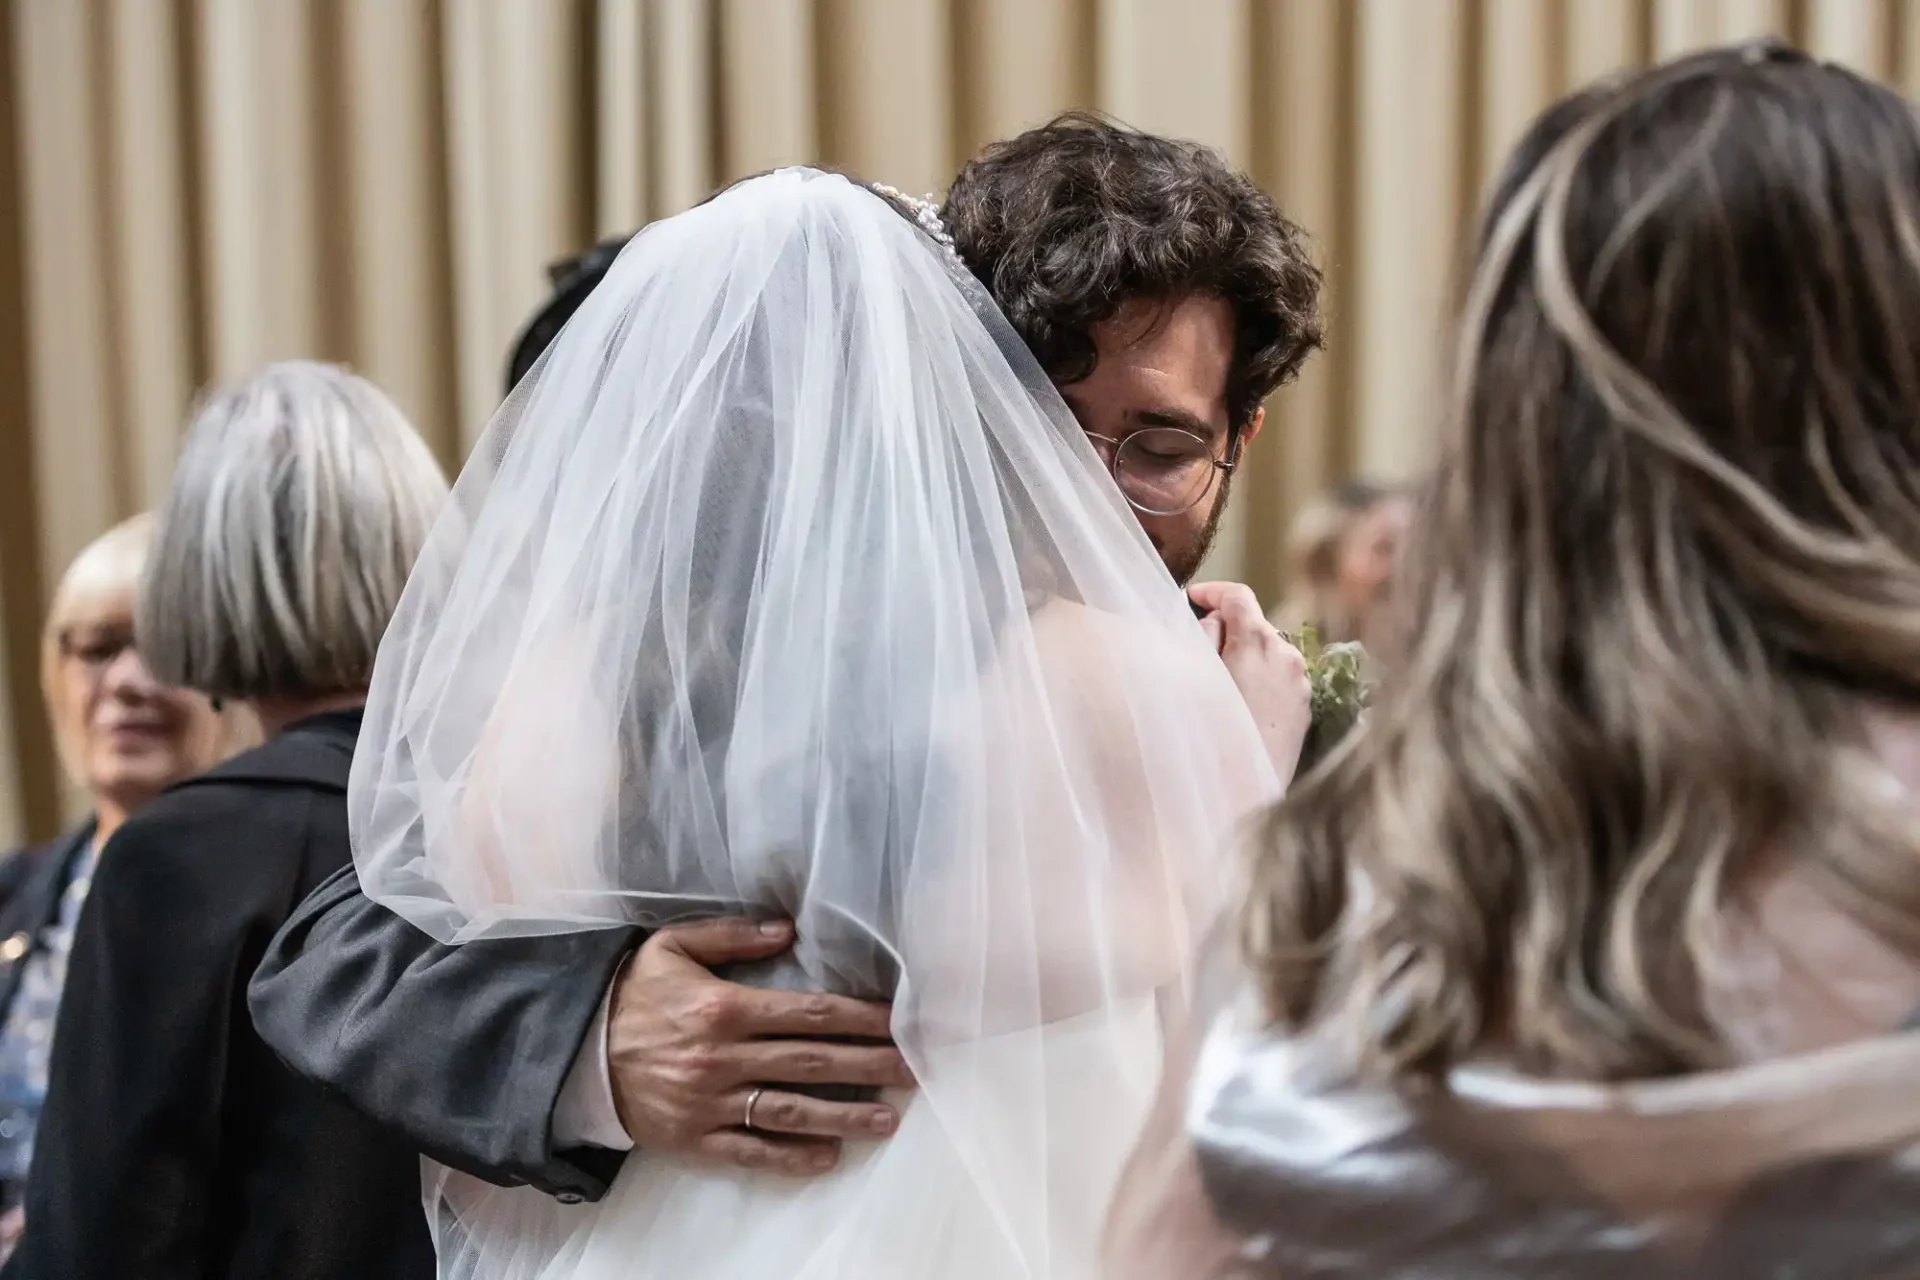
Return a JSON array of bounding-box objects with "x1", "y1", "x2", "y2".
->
[
  {"x1": 1268, "y1": 479, "x2": 1406, "y2": 646},
  {"x1": 0, "y1": 516, "x2": 234, "y2": 1236},
  {"x1": 7, "y1": 362, "x2": 446, "y2": 1279},
  {"x1": 1106, "y1": 42, "x2": 1920, "y2": 1277}
]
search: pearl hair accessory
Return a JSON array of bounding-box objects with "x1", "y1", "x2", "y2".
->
[{"x1": 869, "y1": 182, "x2": 964, "y2": 266}]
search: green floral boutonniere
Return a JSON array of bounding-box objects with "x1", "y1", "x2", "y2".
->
[{"x1": 1287, "y1": 625, "x2": 1372, "y2": 775}]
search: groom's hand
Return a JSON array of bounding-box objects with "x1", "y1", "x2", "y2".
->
[{"x1": 606, "y1": 917, "x2": 912, "y2": 1176}]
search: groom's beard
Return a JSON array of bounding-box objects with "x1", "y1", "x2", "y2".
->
[{"x1": 1159, "y1": 477, "x2": 1232, "y2": 587}]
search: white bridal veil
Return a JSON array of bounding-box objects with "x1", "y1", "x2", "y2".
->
[{"x1": 350, "y1": 168, "x2": 1280, "y2": 1278}]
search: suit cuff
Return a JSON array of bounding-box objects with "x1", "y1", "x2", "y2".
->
[{"x1": 552, "y1": 978, "x2": 634, "y2": 1151}]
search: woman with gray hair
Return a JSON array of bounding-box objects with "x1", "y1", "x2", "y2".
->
[{"x1": 5, "y1": 361, "x2": 446, "y2": 1279}]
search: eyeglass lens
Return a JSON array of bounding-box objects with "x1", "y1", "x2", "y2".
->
[{"x1": 1113, "y1": 427, "x2": 1220, "y2": 516}]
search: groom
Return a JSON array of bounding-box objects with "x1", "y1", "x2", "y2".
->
[{"x1": 250, "y1": 113, "x2": 1322, "y2": 1205}]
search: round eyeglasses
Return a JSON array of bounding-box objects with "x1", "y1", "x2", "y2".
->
[{"x1": 1084, "y1": 426, "x2": 1236, "y2": 516}]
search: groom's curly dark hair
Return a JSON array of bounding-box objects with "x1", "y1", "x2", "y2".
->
[
  {"x1": 943, "y1": 113, "x2": 1324, "y2": 433},
  {"x1": 508, "y1": 116, "x2": 1324, "y2": 429}
]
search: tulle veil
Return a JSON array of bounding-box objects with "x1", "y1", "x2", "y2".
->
[{"x1": 348, "y1": 167, "x2": 1281, "y2": 1278}]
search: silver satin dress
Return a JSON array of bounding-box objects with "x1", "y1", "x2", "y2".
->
[{"x1": 1106, "y1": 974, "x2": 1920, "y2": 1279}]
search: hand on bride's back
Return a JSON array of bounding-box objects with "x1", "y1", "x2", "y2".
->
[
  {"x1": 608, "y1": 918, "x2": 914, "y2": 1176},
  {"x1": 1189, "y1": 581, "x2": 1312, "y2": 782}
]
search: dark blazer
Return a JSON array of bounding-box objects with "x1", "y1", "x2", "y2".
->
[
  {"x1": 3, "y1": 710, "x2": 437, "y2": 1280},
  {"x1": 0, "y1": 822, "x2": 94, "y2": 1025},
  {"x1": 250, "y1": 851, "x2": 639, "y2": 1204}
]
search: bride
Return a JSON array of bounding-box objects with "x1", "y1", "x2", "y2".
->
[{"x1": 348, "y1": 167, "x2": 1300, "y2": 1278}]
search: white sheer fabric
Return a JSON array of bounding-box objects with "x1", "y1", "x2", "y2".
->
[{"x1": 349, "y1": 168, "x2": 1280, "y2": 1278}]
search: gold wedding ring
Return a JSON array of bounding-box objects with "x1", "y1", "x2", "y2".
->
[{"x1": 744, "y1": 1086, "x2": 766, "y2": 1132}]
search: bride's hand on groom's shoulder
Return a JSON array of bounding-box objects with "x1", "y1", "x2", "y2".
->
[
  {"x1": 1188, "y1": 581, "x2": 1313, "y2": 783},
  {"x1": 607, "y1": 918, "x2": 916, "y2": 1177}
]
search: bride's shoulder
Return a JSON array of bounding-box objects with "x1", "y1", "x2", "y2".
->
[
  {"x1": 1026, "y1": 597, "x2": 1220, "y2": 668},
  {"x1": 1020, "y1": 598, "x2": 1242, "y2": 720},
  {"x1": 1025, "y1": 597, "x2": 1192, "y2": 658}
]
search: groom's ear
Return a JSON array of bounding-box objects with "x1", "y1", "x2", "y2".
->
[{"x1": 1233, "y1": 404, "x2": 1266, "y2": 461}]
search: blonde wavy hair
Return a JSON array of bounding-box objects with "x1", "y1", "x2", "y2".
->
[{"x1": 1247, "y1": 43, "x2": 1920, "y2": 1081}]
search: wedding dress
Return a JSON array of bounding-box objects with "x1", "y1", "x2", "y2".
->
[
  {"x1": 347, "y1": 168, "x2": 1281, "y2": 1279},
  {"x1": 426, "y1": 997, "x2": 1158, "y2": 1279}
]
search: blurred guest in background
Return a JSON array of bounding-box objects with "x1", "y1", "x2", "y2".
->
[
  {"x1": 1269, "y1": 478, "x2": 1407, "y2": 645},
  {"x1": 5, "y1": 362, "x2": 445, "y2": 1279},
  {"x1": 0, "y1": 515, "x2": 235, "y2": 1254},
  {"x1": 1106, "y1": 42, "x2": 1920, "y2": 1278}
]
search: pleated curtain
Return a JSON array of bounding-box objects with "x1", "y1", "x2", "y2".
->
[{"x1": 0, "y1": 0, "x2": 1913, "y2": 841}]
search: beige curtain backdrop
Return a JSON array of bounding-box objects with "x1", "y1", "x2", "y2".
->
[{"x1": 0, "y1": 0, "x2": 1914, "y2": 843}]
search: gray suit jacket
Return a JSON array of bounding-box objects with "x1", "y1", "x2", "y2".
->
[{"x1": 248, "y1": 867, "x2": 640, "y2": 1203}]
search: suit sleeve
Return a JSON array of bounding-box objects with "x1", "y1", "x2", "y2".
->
[
  {"x1": 248, "y1": 865, "x2": 641, "y2": 1201},
  {"x1": 7, "y1": 807, "x2": 264, "y2": 1279}
]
